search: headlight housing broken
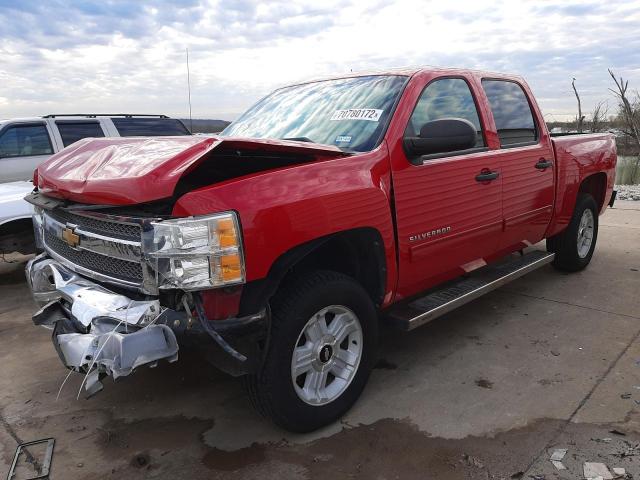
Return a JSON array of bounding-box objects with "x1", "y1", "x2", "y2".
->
[{"x1": 144, "y1": 212, "x2": 245, "y2": 290}]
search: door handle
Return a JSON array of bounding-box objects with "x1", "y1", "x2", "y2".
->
[
  {"x1": 535, "y1": 159, "x2": 553, "y2": 170},
  {"x1": 475, "y1": 171, "x2": 499, "y2": 182}
]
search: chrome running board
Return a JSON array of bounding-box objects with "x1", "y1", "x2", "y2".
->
[{"x1": 386, "y1": 250, "x2": 555, "y2": 331}]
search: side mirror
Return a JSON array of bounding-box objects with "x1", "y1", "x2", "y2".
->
[{"x1": 404, "y1": 118, "x2": 477, "y2": 157}]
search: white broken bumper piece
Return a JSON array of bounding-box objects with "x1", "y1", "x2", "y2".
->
[
  {"x1": 57, "y1": 321, "x2": 178, "y2": 387},
  {"x1": 26, "y1": 255, "x2": 179, "y2": 396}
]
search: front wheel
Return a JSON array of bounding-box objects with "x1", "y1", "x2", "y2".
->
[
  {"x1": 547, "y1": 193, "x2": 599, "y2": 272},
  {"x1": 245, "y1": 270, "x2": 378, "y2": 432}
]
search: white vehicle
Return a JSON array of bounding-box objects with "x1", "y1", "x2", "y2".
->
[
  {"x1": 0, "y1": 114, "x2": 191, "y2": 183},
  {"x1": 0, "y1": 181, "x2": 36, "y2": 255}
]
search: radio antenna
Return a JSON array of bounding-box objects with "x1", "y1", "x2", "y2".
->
[{"x1": 186, "y1": 48, "x2": 193, "y2": 133}]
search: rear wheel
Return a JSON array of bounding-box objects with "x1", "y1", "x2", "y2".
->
[
  {"x1": 547, "y1": 193, "x2": 599, "y2": 272},
  {"x1": 245, "y1": 270, "x2": 378, "y2": 432}
]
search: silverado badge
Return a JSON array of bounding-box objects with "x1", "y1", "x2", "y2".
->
[
  {"x1": 62, "y1": 226, "x2": 80, "y2": 248},
  {"x1": 409, "y1": 226, "x2": 452, "y2": 242}
]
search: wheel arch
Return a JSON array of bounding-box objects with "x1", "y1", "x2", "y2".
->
[
  {"x1": 579, "y1": 172, "x2": 607, "y2": 213},
  {"x1": 0, "y1": 216, "x2": 35, "y2": 254},
  {"x1": 238, "y1": 227, "x2": 387, "y2": 316}
]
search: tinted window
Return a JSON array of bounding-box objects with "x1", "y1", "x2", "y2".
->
[
  {"x1": 407, "y1": 78, "x2": 485, "y2": 148},
  {"x1": 57, "y1": 121, "x2": 105, "y2": 147},
  {"x1": 222, "y1": 75, "x2": 407, "y2": 152},
  {"x1": 0, "y1": 124, "x2": 53, "y2": 158},
  {"x1": 482, "y1": 80, "x2": 537, "y2": 146},
  {"x1": 112, "y1": 118, "x2": 190, "y2": 137}
]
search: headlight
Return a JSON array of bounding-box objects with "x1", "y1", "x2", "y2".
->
[
  {"x1": 32, "y1": 206, "x2": 44, "y2": 249},
  {"x1": 144, "y1": 212, "x2": 245, "y2": 290}
]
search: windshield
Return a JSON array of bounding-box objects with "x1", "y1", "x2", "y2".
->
[{"x1": 221, "y1": 75, "x2": 407, "y2": 152}]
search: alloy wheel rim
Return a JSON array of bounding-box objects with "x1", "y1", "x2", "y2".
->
[
  {"x1": 577, "y1": 209, "x2": 594, "y2": 258},
  {"x1": 291, "y1": 305, "x2": 363, "y2": 406}
]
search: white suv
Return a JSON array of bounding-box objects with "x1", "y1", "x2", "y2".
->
[{"x1": 0, "y1": 114, "x2": 190, "y2": 183}]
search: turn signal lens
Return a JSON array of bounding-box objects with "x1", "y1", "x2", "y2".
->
[{"x1": 220, "y1": 254, "x2": 242, "y2": 282}]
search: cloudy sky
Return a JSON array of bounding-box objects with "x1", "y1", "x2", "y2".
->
[{"x1": 1, "y1": 0, "x2": 639, "y2": 121}]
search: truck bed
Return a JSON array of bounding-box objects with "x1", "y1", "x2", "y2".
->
[{"x1": 546, "y1": 132, "x2": 617, "y2": 236}]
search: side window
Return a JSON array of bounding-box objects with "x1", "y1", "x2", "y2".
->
[
  {"x1": 407, "y1": 78, "x2": 486, "y2": 148},
  {"x1": 112, "y1": 118, "x2": 190, "y2": 137},
  {"x1": 0, "y1": 124, "x2": 53, "y2": 158},
  {"x1": 56, "y1": 121, "x2": 105, "y2": 147},
  {"x1": 481, "y1": 80, "x2": 537, "y2": 147}
]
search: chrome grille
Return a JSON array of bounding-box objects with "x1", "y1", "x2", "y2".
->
[
  {"x1": 46, "y1": 209, "x2": 141, "y2": 241},
  {"x1": 44, "y1": 230, "x2": 144, "y2": 283},
  {"x1": 42, "y1": 209, "x2": 149, "y2": 291}
]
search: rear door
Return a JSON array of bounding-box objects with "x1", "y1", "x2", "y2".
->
[
  {"x1": 0, "y1": 122, "x2": 55, "y2": 182},
  {"x1": 480, "y1": 79, "x2": 555, "y2": 250},
  {"x1": 390, "y1": 76, "x2": 503, "y2": 296}
]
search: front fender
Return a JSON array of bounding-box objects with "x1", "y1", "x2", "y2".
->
[{"x1": 172, "y1": 145, "x2": 397, "y2": 304}]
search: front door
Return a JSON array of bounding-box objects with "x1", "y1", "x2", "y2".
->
[{"x1": 391, "y1": 77, "x2": 503, "y2": 297}]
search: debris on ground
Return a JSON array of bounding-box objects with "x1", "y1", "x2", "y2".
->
[
  {"x1": 612, "y1": 467, "x2": 626, "y2": 478},
  {"x1": 475, "y1": 378, "x2": 493, "y2": 389},
  {"x1": 583, "y1": 462, "x2": 613, "y2": 480},
  {"x1": 8, "y1": 438, "x2": 55, "y2": 480},
  {"x1": 593, "y1": 437, "x2": 613, "y2": 443},
  {"x1": 462, "y1": 453, "x2": 484, "y2": 469},
  {"x1": 549, "y1": 448, "x2": 567, "y2": 470},
  {"x1": 614, "y1": 440, "x2": 640, "y2": 458}
]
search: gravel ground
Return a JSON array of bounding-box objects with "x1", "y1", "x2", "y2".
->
[{"x1": 615, "y1": 184, "x2": 640, "y2": 201}]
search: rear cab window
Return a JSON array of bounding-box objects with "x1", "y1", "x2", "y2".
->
[
  {"x1": 0, "y1": 123, "x2": 53, "y2": 158},
  {"x1": 112, "y1": 118, "x2": 191, "y2": 137},
  {"x1": 481, "y1": 80, "x2": 538, "y2": 147},
  {"x1": 56, "y1": 121, "x2": 105, "y2": 147}
]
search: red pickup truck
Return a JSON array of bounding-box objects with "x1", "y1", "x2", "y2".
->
[{"x1": 26, "y1": 68, "x2": 616, "y2": 432}]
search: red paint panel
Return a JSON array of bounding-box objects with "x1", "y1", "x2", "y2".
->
[
  {"x1": 497, "y1": 144, "x2": 555, "y2": 249},
  {"x1": 546, "y1": 133, "x2": 617, "y2": 237},
  {"x1": 201, "y1": 287, "x2": 243, "y2": 320},
  {"x1": 391, "y1": 151, "x2": 502, "y2": 297},
  {"x1": 173, "y1": 147, "x2": 398, "y2": 305},
  {"x1": 35, "y1": 135, "x2": 347, "y2": 205}
]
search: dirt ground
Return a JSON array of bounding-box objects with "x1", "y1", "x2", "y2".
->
[{"x1": 1, "y1": 201, "x2": 639, "y2": 480}]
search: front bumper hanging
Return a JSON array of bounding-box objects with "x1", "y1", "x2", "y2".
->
[{"x1": 26, "y1": 254, "x2": 266, "y2": 396}]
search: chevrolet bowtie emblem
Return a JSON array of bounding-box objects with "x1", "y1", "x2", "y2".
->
[{"x1": 62, "y1": 226, "x2": 80, "y2": 248}]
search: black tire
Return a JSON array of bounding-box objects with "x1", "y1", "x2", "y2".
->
[
  {"x1": 245, "y1": 270, "x2": 378, "y2": 432},
  {"x1": 547, "y1": 193, "x2": 599, "y2": 272}
]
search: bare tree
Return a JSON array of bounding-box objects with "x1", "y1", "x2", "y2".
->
[
  {"x1": 609, "y1": 69, "x2": 640, "y2": 182},
  {"x1": 589, "y1": 101, "x2": 609, "y2": 133},
  {"x1": 572, "y1": 78, "x2": 585, "y2": 133}
]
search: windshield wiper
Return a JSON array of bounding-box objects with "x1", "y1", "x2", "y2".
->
[
  {"x1": 281, "y1": 136, "x2": 355, "y2": 154},
  {"x1": 282, "y1": 136, "x2": 315, "y2": 143}
]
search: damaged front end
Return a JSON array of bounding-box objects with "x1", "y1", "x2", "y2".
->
[
  {"x1": 28, "y1": 257, "x2": 180, "y2": 396},
  {"x1": 25, "y1": 197, "x2": 268, "y2": 396}
]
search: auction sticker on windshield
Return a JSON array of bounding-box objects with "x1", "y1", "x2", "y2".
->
[{"x1": 330, "y1": 109, "x2": 383, "y2": 121}]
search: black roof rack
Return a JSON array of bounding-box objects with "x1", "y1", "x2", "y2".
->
[{"x1": 42, "y1": 114, "x2": 170, "y2": 119}]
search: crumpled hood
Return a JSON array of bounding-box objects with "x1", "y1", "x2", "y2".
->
[{"x1": 35, "y1": 136, "x2": 346, "y2": 205}]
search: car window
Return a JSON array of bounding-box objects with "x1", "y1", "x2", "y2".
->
[
  {"x1": 0, "y1": 124, "x2": 53, "y2": 158},
  {"x1": 222, "y1": 75, "x2": 408, "y2": 152},
  {"x1": 56, "y1": 121, "x2": 105, "y2": 147},
  {"x1": 112, "y1": 118, "x2": 190, "y2": 137},
  {"x1": 407, "y1": 78, "x2": 485, "y2": 148},
  {"x1": 481, "y1": 80, "x2": 537, "y2": 147}
]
